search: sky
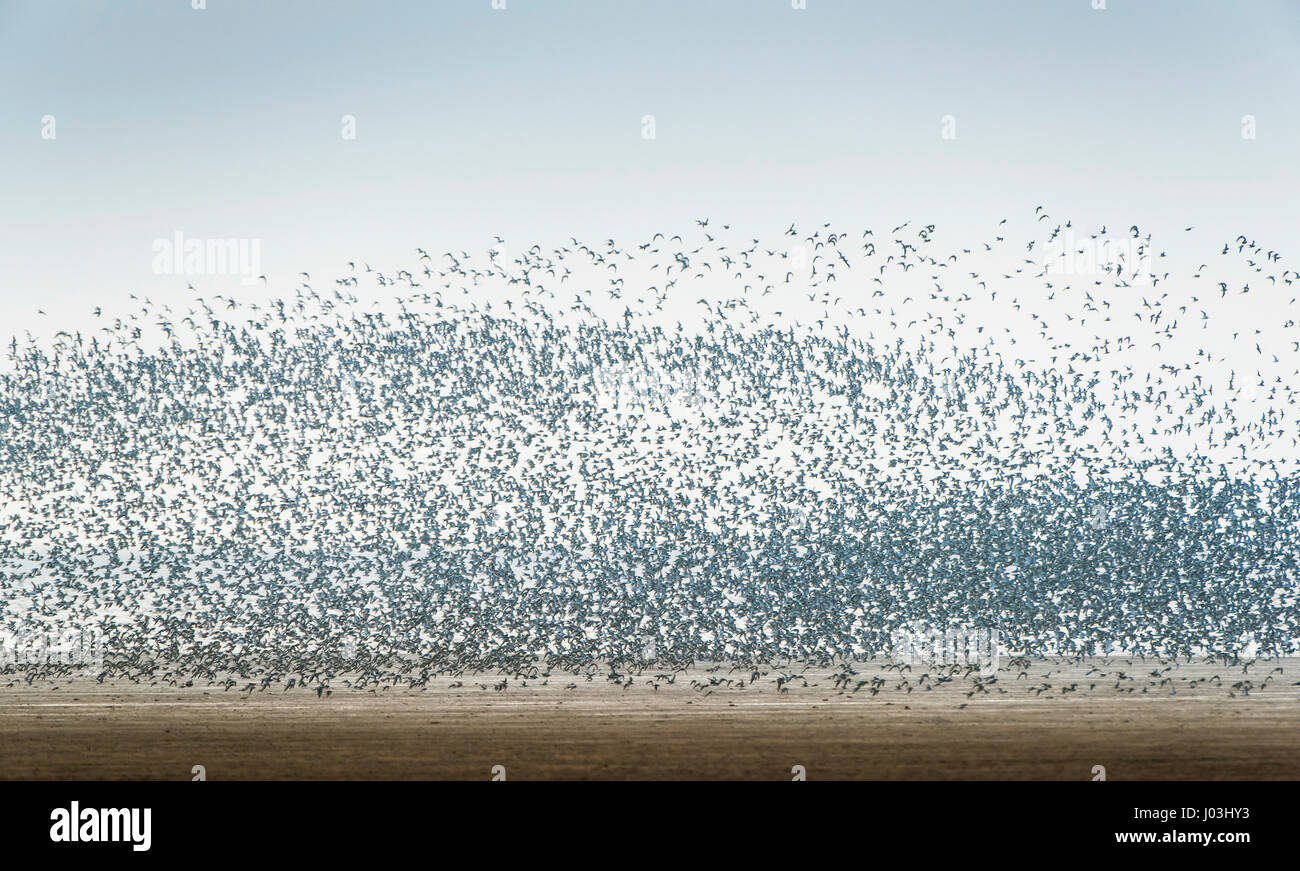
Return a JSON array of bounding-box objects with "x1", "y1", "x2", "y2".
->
[
  {"x1": 2, "y1": 0, "x2": 1298, "y2": 343},
  {"x1": 3, "y1": 1, "x2": 1299, "y2": 660}
]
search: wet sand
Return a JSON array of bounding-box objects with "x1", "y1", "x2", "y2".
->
[{"x1": 1, "y1": 658, "x2": 1296, "y2": 780}]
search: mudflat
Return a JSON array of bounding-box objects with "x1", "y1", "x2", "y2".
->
[{"x1": 1, "y1": 658, "x2": 1296, "y2": 780}]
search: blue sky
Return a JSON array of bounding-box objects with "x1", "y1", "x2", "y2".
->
[{"x1": 3, "y1": 0, "x2": 1298, "y2": 337}]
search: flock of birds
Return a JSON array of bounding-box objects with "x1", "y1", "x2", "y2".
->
[{"x1": 1, "y1": 210, "x2": 1297, "y2": 695}]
